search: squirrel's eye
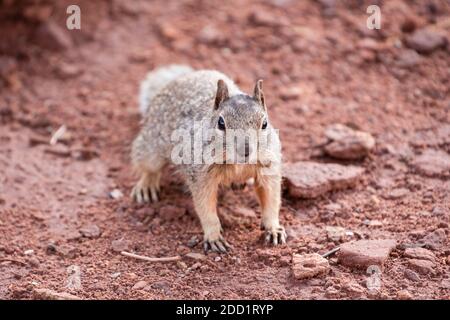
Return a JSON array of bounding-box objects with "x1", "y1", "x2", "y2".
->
[
  {"x1": 262, "y1": 119, "x2": 268, "y2": 130},
  {"x1": 218, "y1": 116, "x2": 226, "y2": 131}
]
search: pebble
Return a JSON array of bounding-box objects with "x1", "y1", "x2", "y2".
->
[
  {"x1": 109, "y1": 189, "x2": 123, "y2": 199},
  {"x1": 410, "y1": 149, "x2": 450, "y2": 178},
  {"x1": 325, "y1": 226, "x2": 347, "y2": 242},
  {"x1": 132, "y1": 280, "x2": 148, "y2": 290},
  {"x1": 283, "y1": 161, "x2": 365, "y2": 199},
  {"x1": 419, "y1": 228, "x2": 446, "y2": 250},
  {"x1": 384, "y1": 188, "x2": 409, "y2": 200},
  {"x1": 405, "y1": 28, "x2": 447, "y2": 54},
  {"x1": 404, "y1": 269, "x2": 421, "y2": 282},
  {"x1": 111, "y1": 239, "x2": 131, "y2": 253},
  {"x1": 408, "y1": 259, "x2": 435, "y2": 275},
  {"x1": 187, "y1": 236, "x2": 199, "y2": 248},
  {"x1": 323, "y1": 124, "x2": 375, "y2": 160},
  {"x1": 292, "y1": 253, "x2": 330, "y2": 280},
  {"x1": 79, "y1": 224, "x2": 101, "y2": 238},
  {"x1": 33, "y1": 288, "x2": 81, "y2": 300},
  {"x1": 404, "y1": 247, "x2": 435, "y2": 262},
  {"x1": 395, "y1": 49, "x2": 421, "y2": 69},
  {"x1": 338, "y1": 239, "x2": 396, "y2": 269},
  {"x1": 397, "y1": 289, "x2": 413, "y2": 300}
]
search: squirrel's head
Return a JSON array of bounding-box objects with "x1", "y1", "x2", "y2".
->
[
  {"x1": 213, "y1": 79, "x2": 268, "y2": 132},
  {"x1": 210, "y1": 79, "x2": 279, "y2": 164}
]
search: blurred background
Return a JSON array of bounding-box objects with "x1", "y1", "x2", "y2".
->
[{"x1": 0, "y1": 0, "x2": 449, "y2": 300}]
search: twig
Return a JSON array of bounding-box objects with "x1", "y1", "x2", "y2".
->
[
  {"x1": 0, "y1": 258, "x2": 28, "y2": 266},
  {"x1": 121, "y1": 251, "x2": 181, "y2": 263},
  {"x1": 321, "y1": 247, "x2": 340, "y2": 258}
]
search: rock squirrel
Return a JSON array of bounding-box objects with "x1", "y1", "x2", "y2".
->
[{"x1": 131, "y1": 65, "x2": 286, "y2": 252}]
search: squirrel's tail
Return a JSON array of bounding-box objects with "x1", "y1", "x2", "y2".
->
[{"x1": 139, "y1": 64, "x2": 194, "y2": 115}]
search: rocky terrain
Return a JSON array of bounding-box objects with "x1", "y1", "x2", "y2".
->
[{"x1": 0, "y1": 0, "x2": 449, "y2": 299}]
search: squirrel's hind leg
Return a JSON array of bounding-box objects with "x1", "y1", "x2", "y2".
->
[
  {"x1": 131, "y1": 170, "x2": 162, "y2": 203},
  {"x1": 131, "y1": 134, "x2": 165, "y2": 203}
]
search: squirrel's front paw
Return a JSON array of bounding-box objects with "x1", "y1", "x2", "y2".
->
[
  {"x1": 131, "y1": 178, "x2": 159, "y2": 204},
  {"x1": 203, "y1": 234, "x2": 232, "y2": 253},
  {"x1": 262, "y1": 224, "x2": 287, "y2": 246}
]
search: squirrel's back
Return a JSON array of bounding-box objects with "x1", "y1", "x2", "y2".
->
[
  {"x1": 139, "y1": 64, "x2": 194, "y2": 115},
  {"x1": 139, "y1": 66, "x2": 242, "y2": 118}
]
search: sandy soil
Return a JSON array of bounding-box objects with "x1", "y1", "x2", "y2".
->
[{"x1": 0, "y1": 0, "x2": 449, "y2": 299}]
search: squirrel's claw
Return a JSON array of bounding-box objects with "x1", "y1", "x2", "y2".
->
[
  {"x1": 263, "y1": 226, "x2": 287, "y2": 246},
  {"x1": 131, "y1": 185, "x2": 159, "y2": 204},
  {"x1": 203, "y1": 236, "x2": 232, "y2": 254}
]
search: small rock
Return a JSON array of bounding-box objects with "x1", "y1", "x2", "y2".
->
[
  {"x1": 405, "y1": 29, "x2": 447, "y2": 54},
  {"x1": 325, "y1": 286, "x2": 340, "y2": 298},
  {"x1": 384, "y1": 188, "x2": 409, "y2": 200},
  {"x1": 177, "y1": 261, "x2": 187, "y2": 270},
  {"x1": 111, "y1": 239, "x2": 131, "y2": 253},
  {"x1": 283, "y1": 161, "x2": 365, "y2": 199},
  {"x1": 248, "y1": 9, "x2": 282, "y2": 27},
  {"x1": 397, "y1": 289, "x2": 413, "y2": 300},
  {"x1": 109, "y1": 189, "x2": 123, "y2": 200},
  {"x1": 33, "y1": 288, "x2": 81, "y2": 300},
  {"x1": 395, "y1": 49, "x2": 421, "y2": 69},
  {"x1": 362, "y1": 219, "x2": 383, "y2": 227},
  {"x1": 342, "y1": 280, "x2": 365, "y2": 297},
  {"x1": 79, "y1": 224, "x2": 101, "y2": 238},
  {"x1": 325, "y1": 226, "x2": 347, "y2": 242},
  {"x1": 323, "y1": 124, "x2": 375, "y2": 160},
  {"x1": 159, "y1": 205, "x2": 186, "y2": 221},
  {"x1": 132, "y1": 280, "x2": 148, "y2": 290},
  {"x1": 431, "y1": 206, "x2": 446, "y2": 216},
  {"x1": 292, "y1": 253, "x2": 330, "y2": 280},
  {"x1": 404, "y1": 247, "x2": 435, "y2": 261},
  {"x1": 404, "y1": 269, "x2": 421, "y2": 282},
  {"x1": 279, "y1": 86, "x2": 301, "y2": 101},
  {"x1": 46, "y1": 243, "x2": 78, "y2": 259},
  {"x1": 187, "y1": 236, "x2": 199, "y2": 248},
  {"x1": 27, "y1": 257, "x2": 40, "y2": 268},
  {"x1": 338, "y1": 239, "x2": 396, "y2": 269},
  {"x1": 419, "y1": 228, "x2": 447, "y2": 250},
  {"x1": 408, "y1": 259, "x2": 435, "y2": 275},
  {"x1": 189, "y1": 262, "x2": 202, "y2": 270},
  {"x1": 24, "y1": 249, "x2": 34, "y2": 255},
  {"x1": 410, "y1": 149, "x2": 450, "y2": 178},
  {"x1": 185, "y1": 252, "x2": 206, "y2": 261},
  {"x1": 55, "y1": 63, "x2": 83, "y2": 79},
  {"x1": 440, "y1": 279, "x2": 450, "y2": 289},
  {"x1": 197, "y1": 25, "x2": 225, "y2": 45}
]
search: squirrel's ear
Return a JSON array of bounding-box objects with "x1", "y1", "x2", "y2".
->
[
  {"x1": 214, "y1": 79, "x2": 229, "y2": 110},
  {"x1": 253, "y1": 79, "x2": 266, "y2": 111}
]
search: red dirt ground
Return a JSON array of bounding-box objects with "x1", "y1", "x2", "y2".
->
[{"x1": 0, "y1": 0, "x2": 449, "y2": 299}]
